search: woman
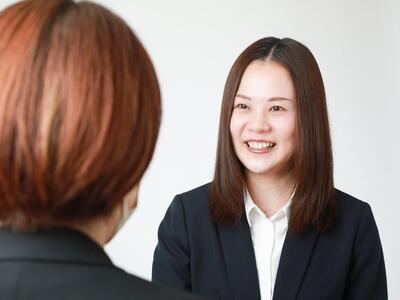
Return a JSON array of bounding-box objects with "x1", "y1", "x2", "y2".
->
[
  {"x1": 0, "y1": 1, "x2": 199, "y2": 299},
  {"x1": 152, "y1": 37, "x2": 387, "y2": 300}
]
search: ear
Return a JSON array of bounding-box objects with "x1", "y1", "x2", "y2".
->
[{"x1": 124, "y1": 183, "x2": 139, "y2": 210}]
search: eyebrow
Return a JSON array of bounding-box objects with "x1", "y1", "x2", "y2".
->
[{"x1": 235, "y1": 94, "x2": 293, "y2": 102}]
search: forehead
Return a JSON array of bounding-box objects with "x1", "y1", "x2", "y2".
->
[{"x1": 236, "y1": 60, "x2": 295, "y2": 100}]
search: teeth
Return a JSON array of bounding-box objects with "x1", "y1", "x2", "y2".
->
[{"x1": 247, "y1": 142, "x2": 275, "y2": 150}]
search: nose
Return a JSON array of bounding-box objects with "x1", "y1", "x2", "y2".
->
[{"x1": 248, "y1": 109, "x2": 271, "y2": 133}]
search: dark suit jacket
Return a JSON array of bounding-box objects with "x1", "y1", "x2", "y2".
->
[
  {"x1": 0, "y1": 227, "x2": 201, "y2": 300},
  {"x1": 152, "y1": 183, "x2": 387, "y2": 300}
]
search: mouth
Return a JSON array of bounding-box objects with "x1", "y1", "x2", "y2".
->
[{"x1": 245, "y1": 140, "x2": 276, "y2": 152}]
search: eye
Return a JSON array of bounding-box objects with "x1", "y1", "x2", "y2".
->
[
  {"x1": 270, "y1": 105, "x2": 284, "y2": 112},
  {"x1": 234, "y1": 103, "x2": 249, "y2": 109}
]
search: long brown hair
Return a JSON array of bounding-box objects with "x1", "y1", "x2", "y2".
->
[
  {"x1": 210, "y1": 37, "x2": 337, "y2": 233},
  {"x1": 0, "y1": 0, "x2": 161, "y2": 229}
]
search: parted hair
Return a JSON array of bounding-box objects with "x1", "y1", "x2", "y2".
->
[
  {"x1": 210, "y1": 37, "x2": 337, "y2": 233},
  {"x1": 0, "y1": 0, "x2": 161, "y2": 229}
]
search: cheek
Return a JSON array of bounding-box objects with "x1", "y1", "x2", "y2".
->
[
  {"x1": 284, "y1": 122, "x2": 297, "y2": 157},
  {"x1": 229, "y1": 114, "x2": 242, "y2": 143},
  {"x1": 277, "y1": 114, "x2": 296, "y2": 142}
]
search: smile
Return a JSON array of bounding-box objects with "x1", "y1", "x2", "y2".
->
[{"x1": 245, "y1": 141, "x2": 276, "y2": 151}]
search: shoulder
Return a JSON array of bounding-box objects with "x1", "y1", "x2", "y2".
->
[
  {"x1": 8, "y1": 261, "x2": 198, "y2": 300},
  {"x1": 179, "y1": 182, "x2": 212, "y2": 202},
  {"x1": 169, "y1": 182, "x2": 212, "y2": 215},
  {"x1": 335, "y1": 188, "x2": 367, "y2": 209},
  {"x1": 90, "y1": 267, "x2": 198, "y2": 300},
  {"x1": 331, "y1": 189, "x2": 386, "y2": 294},
  {"x1": 160, "y1": 182, "x2": 214, "y2": 233},
  {"x1": 334, "y1": 188, "x2": 371, "y2": 221},
  {"x1": 331, "y1": 188, "x2": 378, "y2": 238}
]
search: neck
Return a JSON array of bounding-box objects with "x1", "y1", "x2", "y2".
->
[
  {"x1": 61, "y1": 205, "x2": 121, "y2": 247},
  {"x1": 246, "y1": 171, "x2": 296, "y2": 218},
  {"x1": 67, "y1": 219, "x2": 111, "y2": 246}
]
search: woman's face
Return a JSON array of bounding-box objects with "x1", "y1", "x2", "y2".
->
[{"x1": 230, "y1": 60, "x2": 297, "y2": 178}]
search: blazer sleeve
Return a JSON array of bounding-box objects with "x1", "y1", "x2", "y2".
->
[
  {"x1": 343, "y1": 203, "x2": 388, "y2": 300},
  {"x1": 152, "y1": 194, "x2": 191, "y2": 292}
]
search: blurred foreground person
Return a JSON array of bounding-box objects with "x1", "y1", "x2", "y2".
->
[{"x1": 0, "y1": 1, "x2": 200, "y2": 299}]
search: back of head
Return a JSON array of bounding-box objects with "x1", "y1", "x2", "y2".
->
[{"x1": 0, "y1": 0, "x2": 161, "y2": 229}]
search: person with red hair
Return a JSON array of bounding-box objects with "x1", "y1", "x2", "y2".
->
[{"x1": 0, "y1": 1, "x2": 199, "y2": 299}]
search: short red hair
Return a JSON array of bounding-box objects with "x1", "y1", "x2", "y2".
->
[{"x1": 0, "y1": 0, "x2": 161, "y2": 229}]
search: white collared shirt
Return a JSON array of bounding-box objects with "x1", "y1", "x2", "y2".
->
[{"x1": 244, "y1": 190, "x2": 293, "y2": 300}]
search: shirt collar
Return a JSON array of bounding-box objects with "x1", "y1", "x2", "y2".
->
[{"x1": 244, "y1": 187, "x2": 295, "y2": 226}]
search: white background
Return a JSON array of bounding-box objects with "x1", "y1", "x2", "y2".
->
[{"x1": 1, "y1": 0, "x2": 399, "y2": 298}]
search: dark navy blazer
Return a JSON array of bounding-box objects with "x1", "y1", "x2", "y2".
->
[
  {"x1": 152, "y1": 182, "x2": 387, "y2": 300},
  {"x1": 0, "y1": 227, "x2": 201, "y2": 300}
]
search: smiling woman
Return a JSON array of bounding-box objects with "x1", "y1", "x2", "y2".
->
[
  {"x1": 210, "y1": 38, "x2": 336, "y2": 233},
  {"x1": 152, "y1": 37, "x2": 387, "y2": 300}
]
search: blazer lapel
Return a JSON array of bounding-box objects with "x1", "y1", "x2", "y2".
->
[
  {"x1": 273, "y1": 225, "x2": 319, "y2": 300},
  {"x1": 217, "y1": 214, "x2": 261, "y2": 300}
]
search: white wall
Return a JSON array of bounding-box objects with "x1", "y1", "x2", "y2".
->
[{"x1": 1, "y1": 0, "x2": 398, "y2": 298}]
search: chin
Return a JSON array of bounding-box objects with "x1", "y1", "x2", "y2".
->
[
  {"x1": 242, "y1": 158, "x2": 290, "y2": 178},
  {"x1": 243, "y1": 163, "x2": 275, "y2": 176}
]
